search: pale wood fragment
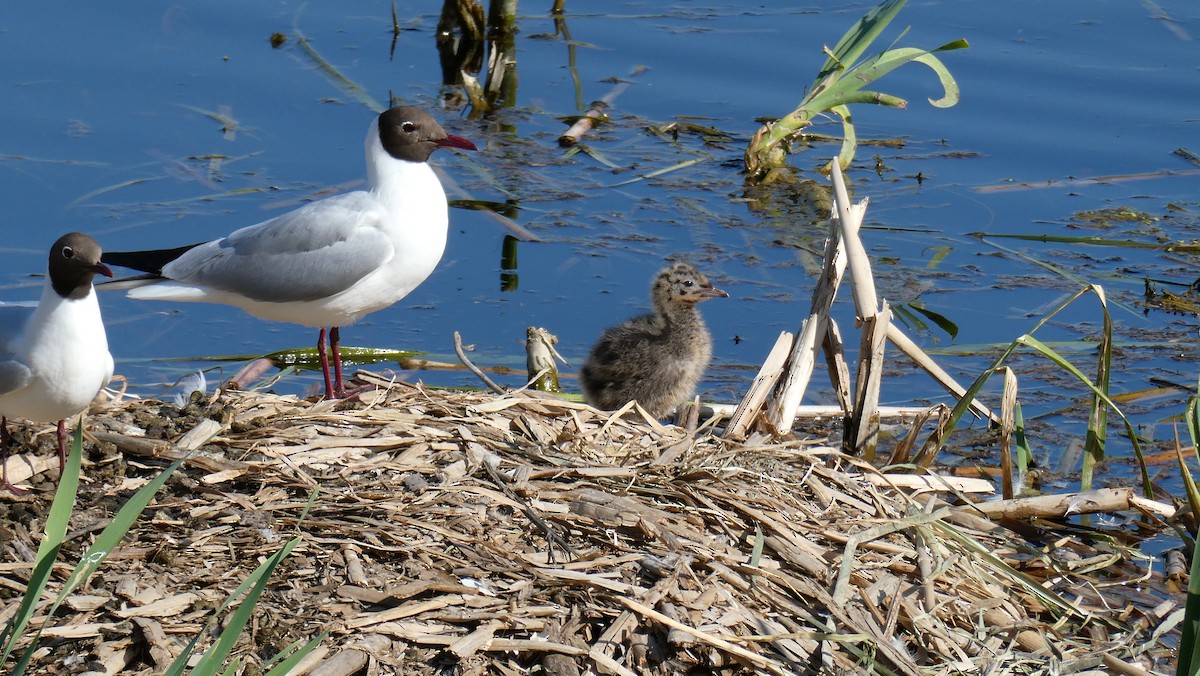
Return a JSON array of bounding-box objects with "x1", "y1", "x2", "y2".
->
[
  {"x1": 306, "y1": 633, "x2": 392, "y2": 676},
  {"x1": 725, "y1": 331, "x2": 793, "y2": 440},
  {"x1": 963, "y1": 487, "x2": 1174, "y2": 520}
]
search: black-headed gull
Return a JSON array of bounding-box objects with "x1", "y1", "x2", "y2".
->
[
  {"x1": 580, "y1": 263, "x2": 727, "y2": 419},
  {"x1": 102, "y1": 106, "x2": 477, "y2": 399},
  {"x1": 1, "y1": 233, "x2": 114, "y2": 491}
]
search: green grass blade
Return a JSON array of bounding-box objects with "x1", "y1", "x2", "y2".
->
[
  {"x1": 1082, "y1": 286, "x2": 1113, "y2": 492},
  {"x1": 828, "y1": 104, "x2": 857, "y2": 173},
  {"x1": 187, "y1": 536, "x2": 303, "y2": 676},
  {"x1": 175, "y1": 492, "x2": 314, "y2": 675},
  {"x1": 291, "y1": 17, "x2": 384, "y2": 113},
  {"x1": 841, "y1": 45, "x2": 964, "y2": 107},
  {"x1": 981, "y1": 238, "x2": 1144, "y2": 318},
  {"x1": 917, "y1": 284, "x2": 1093, "y2": 461},
  {"x1": 62, "y1": 455, "x2": 186, "y2": 592},
  {"x1": 293, "y1": 487, "x2": 318, "y2": 528},
  {"x1": 1181, "y1": 536, "x2": 1200, "y2": 675},
  {"x1": 807, "y1": 88, "x2": 908, "y2": 112},
  {"x1": 1017, "y1": 334, "x2": 1152, "y2": 497},
  {"x1": 259, "y1": 633, "x2": 327, "y2": 673},
  {"x1": 164, "y1": 551, "x2": 279, "y2": 676},
  {"x1": 933, "y1": 519, "x2": 1079, "y2": 617},
  {"x1": 261, "y1": 633, "x2": 330, "y2": 676},
  {"x1": 1, "y1": 426, "x2": 83, "y2": 672},
  {"x1": 68, "y1": 177, "x2": 163, "y2": 208},
  {"x1": 1181, "y1": 383, "x2": 1200, "y2": 532},
  {"x1": 817, "y1": 0, "x2": 906, "y2": 81},
  {"x1": 926, "y1": 245, "x2": 953, "y2": 269},
  {"x1": 161, "y1": 635, "x2": 206, "y2": 676},
  {"x1": 1014, "y1": 401, "x2": 1032, "y2": 485},
  {"x1": 263, "y1": 346, "x2": 420, "y2": 369},
  {"x1": 916, "y1": 338, "x2": 1019, "y2": 462},
  {"x1": 970, "y1": 231, "x2": 1193, "y2": 250},
  {"x1": 13, "y1": 453, "x2": 188, "y2": 673},
  {"x1": 162, "y1": 551, "x2": 280, "y2": 676},
  {"x1": 891, "y1": 304, "x2": 928, "y2": 334},
  {"x1": 911, "y1": 47, "x2": 967, "y2": 107},
  {"x1": 607, "y1": 157, "x2": 707, "y2": 188},
  {"x1": 906, "y1": 304, "x2": 959, "y2": 340},
  {"x1": 219, "y1": 655, "x2": 243, "y2": 676}
]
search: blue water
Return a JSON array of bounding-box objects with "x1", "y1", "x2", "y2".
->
[{"x1": 2, "y1": 2, "x2": 1198, "y2": 479}]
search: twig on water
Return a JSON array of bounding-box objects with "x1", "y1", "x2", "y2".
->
[
  {"x1": 454, "y1": 331, "x2": 507, "y2": 395},
  {"x1": 558, "y1": 65, "x2": 647, "y2": 147}
]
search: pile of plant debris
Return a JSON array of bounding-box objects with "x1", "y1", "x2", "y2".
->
[{"x1": 0, "y1": 372, "x2": 1185, "y2": 675}]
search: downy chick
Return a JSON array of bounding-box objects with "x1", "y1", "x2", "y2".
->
[{"x1": 581, "y1": 262, "x2": 727, "y2": 419}]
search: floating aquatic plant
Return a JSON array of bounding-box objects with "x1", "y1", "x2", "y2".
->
[{"x1": 744, "y1": 0, "x2": 966, "y2": 182}]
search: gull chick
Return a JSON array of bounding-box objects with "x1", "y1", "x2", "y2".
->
[
  {"x1": 581, "y1": 262, "x2": 727, "y2": 419},
  {"x1": 1, "y1": 233, "x2": 113, "y2": 490}
]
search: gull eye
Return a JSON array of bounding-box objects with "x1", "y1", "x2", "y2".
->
[
  {"x1": 683, "y1": 279, "x2": 694, "y2": 287},
  {"x1": 401, "y1": 121, "x2": 417, "y2": 133},
  {"x1": 61, "y1": 245, "x2": 75, "y2": 260}
]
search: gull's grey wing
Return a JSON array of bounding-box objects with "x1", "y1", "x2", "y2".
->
[
  {"x1": 0, "y1": 360, "x2": 33, "y2": 397},
  {"x1": 0, "y1": 303, "x2": 34, "y2": 349},
  {"x1": 162, "y1": 193, "x2": 395, "y2": 303},
  {"x1": 0, "y1": 303, "x2": 34, "y2": 395}
]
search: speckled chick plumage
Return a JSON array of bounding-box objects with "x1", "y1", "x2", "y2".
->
[{"x1": 581, "y1": 262, "x2": 728, "y2": 419}]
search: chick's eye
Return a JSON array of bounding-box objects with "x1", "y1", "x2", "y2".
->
[
  {"x1": 61, "y1": 246, "x2": 75, "y2": 259},
  {"x1": 683, "y1": 280, "x2": 694, "y2": 287},
  {"x1": 401, "y1": 121, "x2": 417, "y2": 133}
]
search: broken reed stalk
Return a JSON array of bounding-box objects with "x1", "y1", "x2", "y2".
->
[
  {"x1": 764, "y1": 208, "x2": 850, "y2": 433},
  {"x1": 962, "y1": 487, "x2": 1174, "y2": 521},
  {"x1": 885, "y1": 324, "x2": 999, "y2": 425},
  {"x1": 558, "y1": 65, "x2": 647, "y2": 147},
  {"x1": 525, "y1": 326, "x2": 565, "y2": 393},
  {"x1": 847, "y1": 302, "x2": 890, "y2": 458},
  {"x1": 1000, "y1": 367, "x2": 1017, "y2": 499},
  {"x1": 830, "y1": 160, "x2": 1000, "y2": 430},
  {"x1": 829, "y1": 163, "x2": 878, "y2": 317},
  {"x1": 829, "y1": 162, "x2": 888, "y2": 456},
  {"x1": 730, "y1": 156, "x2": 1098, "y2": 480},
  {"x1": 725, "y1": 331, "x2": 793, "y2": 439},
  {"x1": 884, "y1": 404, "x2": 950, "y2": 466},
  {"x1": 717, "y1": 403, "x2": 963, "y2": 421},
  {"x1": 907, "y1": 404, "x2": 952, "y2": 469},
  {"x1": 822, "y1": 320, "x2": 853, "y2": 414}
]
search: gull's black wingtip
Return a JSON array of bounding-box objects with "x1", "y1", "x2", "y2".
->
[{"x1": 102, "y1": 242, "x2": 205, "y2": 275}]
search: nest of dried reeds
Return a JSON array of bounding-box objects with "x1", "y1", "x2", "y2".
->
[{"x1": 0, "y1": 371, "x2": 1182, "y2": 675}]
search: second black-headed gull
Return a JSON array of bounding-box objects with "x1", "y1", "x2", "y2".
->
[
  {"x1": 102, "y1": 106, "x2": 477, "y2": 399},
  {"x1": 1, "y1": 233, "x2": 114, "y2": 491}
]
